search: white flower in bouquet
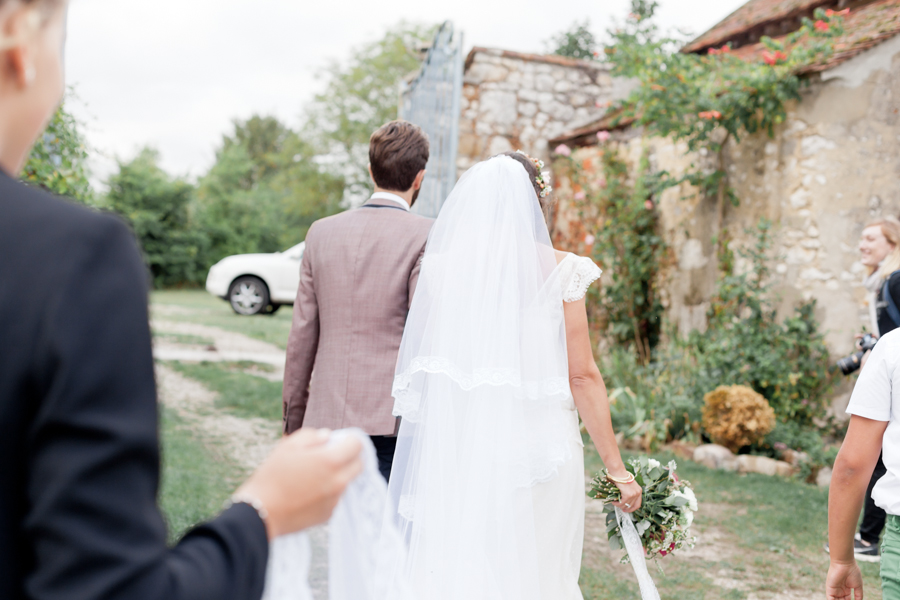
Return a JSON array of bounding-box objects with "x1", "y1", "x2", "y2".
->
[{"x1": 665, "y1": 488, "x2": 698, "y2": 512}]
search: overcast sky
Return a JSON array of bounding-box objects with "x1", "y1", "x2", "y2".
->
[{"x1": 65, "y1": 0, "x2": 747, "y2": 183}]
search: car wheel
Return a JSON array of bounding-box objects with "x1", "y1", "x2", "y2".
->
[
  {"x1": 266, "y1": 304, "x2": 281, "y2": 315},
  {"x1": 228, "y1": 276, "x2": 270, "y2": 316}
]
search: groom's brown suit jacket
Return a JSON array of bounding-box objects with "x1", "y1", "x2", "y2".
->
[{"x1": 282, "y1": 198, "x2": 433, "y2": 436}]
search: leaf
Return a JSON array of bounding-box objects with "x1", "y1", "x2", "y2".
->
[
  {"x1": 636, "y1": 520, "x2": 652, "y2": 535},
  {"x1": 609, "y1": 533, "x2": 622, "y2": 551}
]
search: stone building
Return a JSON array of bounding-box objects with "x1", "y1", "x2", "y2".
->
[
  {"x1": 455, "y1": 47, "x2": 633, "y2": 174},
  {"x1": 548, "y1": 0, "x2": 900, "y2": 367}
]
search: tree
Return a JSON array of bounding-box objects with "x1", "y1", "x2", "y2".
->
[
  {"x1": 220, "y1": 115, "x2": 291, "y2": 189},
  {"x1": 194, "y1": 116, "x2": 344, "y2": 267},
  {"x1": 22, "y1": 100, "x2": 92, "y2": 203},
  {"x1": 105, "y1": 149, "x2": 204, "y2": 288},
  {"x1": 548, "y1": 19, "x2": 598, "y2": 60},
  {"x1": 302, "y1": 23, "x2": 435, "y2": 199}
]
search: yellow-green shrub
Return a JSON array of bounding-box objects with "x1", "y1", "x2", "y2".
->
[{"x1": 702, "y1": 385, "x2": 775, "y2": 452}]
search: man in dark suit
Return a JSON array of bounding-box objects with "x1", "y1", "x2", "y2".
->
[
  {"x1": 0, "y1": 167, "x2": 363, "y2": 600},
  {"x1": 1, "y1": 3, "x2": 361, "y2": 598}
]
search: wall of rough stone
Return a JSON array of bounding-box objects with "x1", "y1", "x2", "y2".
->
[
  {"x1": 457, "y1": 48, "x2": 631, "y2": 174},
  {"x1": 551, "y1": 37, "x2": 900, "y2": 413}
]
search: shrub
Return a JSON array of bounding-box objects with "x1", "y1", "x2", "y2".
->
[
  {"x1": 687, "y1": 220, "x2": 837, "y2": 426},
  {"x1": 702, "y1": 385, "x2": 775, "y2": 452}
]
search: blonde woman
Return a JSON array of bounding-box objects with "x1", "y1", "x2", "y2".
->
[
  {"x1": 861, "y1": 218, "x2": 900, "y2": 340},
  {"x1": 0, "y1": 2, "x2": 362, "y2": 599}
]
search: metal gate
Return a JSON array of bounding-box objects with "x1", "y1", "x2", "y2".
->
[{"x1": 399, "y1": 21, "x2": 464, "y2": 218}]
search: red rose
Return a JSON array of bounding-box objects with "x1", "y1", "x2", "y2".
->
[
  {"x1": 814, "y1": 20, "x2": 830, "y2": 32},
  {"x1": 762, "y1": 51, "x2": 777, "y2": 66}
]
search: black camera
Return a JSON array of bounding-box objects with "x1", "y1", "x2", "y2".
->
[{"x1": 837, "y1": 333, "x2": 879, "y2": 375}]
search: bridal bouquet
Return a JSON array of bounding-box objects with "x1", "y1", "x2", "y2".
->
[{"x1": 589, "y1": 457, "x2": 697, "y2": 562}]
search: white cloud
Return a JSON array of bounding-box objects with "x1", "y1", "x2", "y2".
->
[{"x1": 65, "y1": 0, "x2": 746, "y2": 183}]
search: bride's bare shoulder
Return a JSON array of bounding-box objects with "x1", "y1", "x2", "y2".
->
[{"x1": 554, "y1": 249, "x2": 571, "y2": 265}]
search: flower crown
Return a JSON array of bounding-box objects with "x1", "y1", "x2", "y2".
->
[{"x1": 516, "y1": 150, "x2": 552, "y2": 198}]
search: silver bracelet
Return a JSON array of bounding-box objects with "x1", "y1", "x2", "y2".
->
[{"x1": 224, "y1": 493, "x2": 269, "y2": 522}]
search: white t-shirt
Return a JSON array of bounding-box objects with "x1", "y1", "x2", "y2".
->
[{"x1": 846, "y1": 328, "x2": 900, "y2": 515}]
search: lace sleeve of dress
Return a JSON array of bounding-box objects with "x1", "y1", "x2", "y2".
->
[{"x1": 562, "y1": 256, "x2": 602, "y2": 303}]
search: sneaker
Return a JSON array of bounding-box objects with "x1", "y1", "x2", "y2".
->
[{"x1": 824, "y1": 536, "x2": 881, "y2": 563}]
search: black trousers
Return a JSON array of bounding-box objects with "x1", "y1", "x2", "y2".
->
[
  {"x1": 369, "y1": 435, "x2": 397, "y2": 483},
  {"x1": 860, "y1": 453, "x2": 888, "y2": 544}
]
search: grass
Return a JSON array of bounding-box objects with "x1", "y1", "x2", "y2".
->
[
  {"x1": 158, "y1": 408, "x2": 239, "y2": 543},
  {"x1": 169, "y1": 361, "x2": 283, "y2": 421},
  {"x1": 151, "y1": 289, "x2": 294, "y2": 349},
  {"x1": 580, "y1": 441, "x2": 883, "y2": 599}
]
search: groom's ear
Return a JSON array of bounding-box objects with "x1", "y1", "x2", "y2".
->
[{"x1": 413, "y1": 170, "x2": 426, "y2": 190}]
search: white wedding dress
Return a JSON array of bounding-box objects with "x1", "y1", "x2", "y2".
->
[
  {"x1": 262, "y1": 157, "x2": 660, "y2": 600},
  {"x1": 386, "y1": 156, "x2": 603, "y2": 600}
]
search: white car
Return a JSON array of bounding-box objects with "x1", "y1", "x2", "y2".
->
[{"x1": 205, "y1": 242, "x2": 305, "y2": 315}]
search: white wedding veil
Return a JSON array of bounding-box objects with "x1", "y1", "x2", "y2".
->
[{"x1": 385, "y1": 156, "x2": 575, "y2": 599}]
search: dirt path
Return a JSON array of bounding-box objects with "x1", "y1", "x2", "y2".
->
[
  {"x1": 155, "y1": 363, "x2": 329, "y2": 598},
  {"x1": 152, "y1": 319, "x2": 287, "y2": 376},
  {"x1": 582, "y1": 496, "x2": 823, "y2": 600}
]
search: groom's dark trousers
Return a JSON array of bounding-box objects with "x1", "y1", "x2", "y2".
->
[
  {"x1": 371, "y1": 435, "x2": 399, "y2": 481},
  {"x1": 0, "y1": 170, "x2": 268, "y2": 600},
  {"x1": 282, "y1": 197, "x2": 432, "y2": 482}
]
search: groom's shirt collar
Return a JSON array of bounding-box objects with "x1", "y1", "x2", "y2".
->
[{"x1": 369, "y1": 192, "x2": 410, "y2": 211}]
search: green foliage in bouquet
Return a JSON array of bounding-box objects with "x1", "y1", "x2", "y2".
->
[{"x1": 590, "y1": 457, "x2": 697, "y2": 561}]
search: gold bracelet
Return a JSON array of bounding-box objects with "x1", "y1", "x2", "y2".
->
[{"x1": 606, "y1": 471, "x2": 635, "y2": 485}]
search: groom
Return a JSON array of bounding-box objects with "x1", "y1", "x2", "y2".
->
[{"x1": 283, "y1": 120, "x2": 433, "y2": 481}]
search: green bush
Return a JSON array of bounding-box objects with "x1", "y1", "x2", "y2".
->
[
  {"x1": 601, "y1": 220, "x2": 837, "y2": 459},
  {"x1": 686, "y1": 220, "x2": 836, "y2": 426},
  {"x1": 105, "y1": 149, "x2": 206, "y2": 288}
]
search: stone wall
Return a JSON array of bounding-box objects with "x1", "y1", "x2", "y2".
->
[
  {"x1": 550, "y1": 35, "x2": 900, "y2": 413},
  {"x1": 457, "y1": 48, "x2": 631, "y2": 174}
]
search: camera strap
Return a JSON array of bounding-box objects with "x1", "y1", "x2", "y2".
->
[{"x1": 882, "y1": 271, "x2": 900, "y2": 327}]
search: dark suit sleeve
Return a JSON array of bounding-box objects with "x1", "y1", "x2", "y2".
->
[
  {"x1": 25, "y1": 215, "x2": 268, "y2": 600},
  {"x1": 283, "y1": 231, "x2": 320, "y2": 434}
]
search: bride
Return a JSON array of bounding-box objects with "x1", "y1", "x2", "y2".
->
[{"x1": 386, "y1": 152, "x2": 642, "y2": 599}]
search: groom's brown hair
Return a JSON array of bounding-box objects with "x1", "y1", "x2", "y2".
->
[{"x1": 369, "y1": 120, "x2": 430, "y2": 192}]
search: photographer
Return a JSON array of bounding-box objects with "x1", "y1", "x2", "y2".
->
[{"x1": 830, "y1": 217, "x2": 900, "y2": 563}]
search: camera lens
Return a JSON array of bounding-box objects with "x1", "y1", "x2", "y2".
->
[{"x1": 836, "y1": 351, "x2": 863, "y2": 375}]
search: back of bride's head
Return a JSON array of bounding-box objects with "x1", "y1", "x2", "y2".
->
[
  {"x1": 496, "y1": 151, "x2": 553, "y2": 214},
  {"x1": 0, "y1": 0, "x2": 69, "y2": 176}
]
